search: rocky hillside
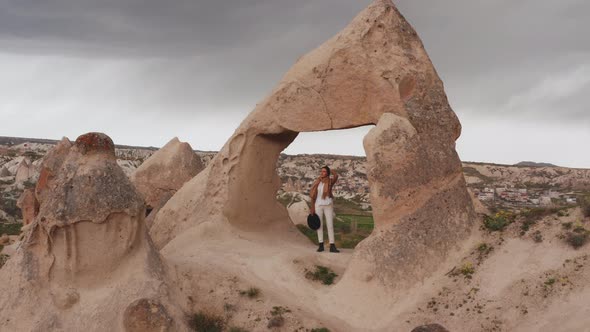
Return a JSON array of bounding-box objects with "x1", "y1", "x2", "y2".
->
[
  {"x1": 2, "y1": 136, "x2": 590, "y2": 224},
  {"x1": 462, "y1": 162, "x2": 590, "y2": 190}
]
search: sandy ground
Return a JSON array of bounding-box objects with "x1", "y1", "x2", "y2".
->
[
  {"x1": 2, "y1": 205, "x2": 588, "y2": 331},
  {"x1": 153, "y1": 206, "x2": 590, "y2": 332}
]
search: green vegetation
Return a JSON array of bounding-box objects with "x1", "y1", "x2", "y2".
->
[
  {"x1": 483, "y1": 211, "x2": 514, "y2": 232},
  {"x1": 544, "y1": 277, "x2": 556, "y2": 286},
  {"x1": 333, "y1": 196, "x2": 371, "y2": 216},
  {"x1": 0, "y1": 195, "x2": 21, "y2": 220},
  {"x1": 565, "y1": 226, "x2": 589, "y2": 249},
  {"x1": 0, "y1": 223, "x2": 22, "y2": 236},
  {"x1": 311, "y1": 328, "x2": 331, "y2": 332},
  {"x1": 296, "y1": 214, "x2": 374, "y2": 249},
  {"x1": 188, "y1": 311, "x2": 225, "y2": 332},
  {"x1": 239, "y1": 287, "x2": 260, "y2": 299},
  {"x1": 450, "y1": 263, "x2": 475, "y2": 279},
  {"x1": 305, "y1": 265, "x2": 338, "y2": 285},
  {"x1": 458, "y1": 263, "x2": 475, "y2": 279}
]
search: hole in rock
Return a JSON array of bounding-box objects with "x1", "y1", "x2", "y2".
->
[{"x1": 277, "y1": 126, "x2": 375, "y2": 250}]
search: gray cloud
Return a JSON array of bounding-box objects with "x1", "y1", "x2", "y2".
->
[{"x1": 0, "y1": 0, "x2": 588, "y2": 166}]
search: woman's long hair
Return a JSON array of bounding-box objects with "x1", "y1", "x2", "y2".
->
[{"x1": 322, "y1": 165, "x2": 331, "y2": 176}]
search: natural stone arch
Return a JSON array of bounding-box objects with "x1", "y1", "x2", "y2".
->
[{"x1": 150, "y1": 0, "x2": 475, "y2": 297}]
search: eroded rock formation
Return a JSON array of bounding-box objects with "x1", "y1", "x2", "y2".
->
[
  {"x1": 0, "y1": 133, "x2": 187, "y2": 331},
  {"x1": 14, "y1": 158, "x2": 33, "y2": 184},
  {"x1": 35, "y1": 137, "x2": 73, "y2": 205},
  {"x1": 16, "y1": 188, "x2": 38, "y2": 226},
  {"x1": 151, "y1": 0, "x2": 475, "y2": 303},
  {"x1": 0, "y1": 166, "x2": 9, "y2": 177},
  {"x1": 130, "y1": 137, "x2": 203, "y2": 227},
  {"x1": 287, "y1": 200, "x2": 310, "y2": 226}
]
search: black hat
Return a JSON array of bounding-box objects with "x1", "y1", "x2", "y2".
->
[{"x1": 307, "y1": 213, "x2": 321, "y2": 230}]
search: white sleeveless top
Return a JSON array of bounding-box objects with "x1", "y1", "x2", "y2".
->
[{"x1": 315, "y1": 181, "x2": 333, "y2": 206}]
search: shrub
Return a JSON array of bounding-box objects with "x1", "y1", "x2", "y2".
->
[
  {"x1": 483, "y1": 214, "x2": 510, "y2": 232},
  {"x1": 450, "y1": 263, "x2": 476, "y2": 279},
  {"x1": 311, "y1": 328, "x2": 331, "y2": 332},
  {"x1": 566, "y1": 231, "x2": 589, "y2": 249},
  {"x1": 562, "y1": 222, "x2": 573, "y2": 230},
  {"x1": 239, "y1": 287, "x2": 260, "y2": 299},
  {"x1": 458, "y1": 263, "x2": 475, "y2": 278},
  {"x1": 544, "y1": 277, "x2": 556, "y2": 286},
  {"x1": 305, "y1": 265, "x2": 338, "y2": 285},
  {"x1": 188, "y1": 312, "x2": 225, "y2": 332}
]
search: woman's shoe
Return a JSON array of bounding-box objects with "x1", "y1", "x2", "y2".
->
[
  {"x1": 329, "y1": 243, "x2": 340, "y2": 253},
  {"x1": 317, "y1": 243, "x2": 324, "y2": 252}
]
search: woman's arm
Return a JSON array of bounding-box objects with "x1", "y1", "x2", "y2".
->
[{"x1": 331, "y1": 170, "x2": 339, "y2": 184}]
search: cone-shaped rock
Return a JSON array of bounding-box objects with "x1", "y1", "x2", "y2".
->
[
  {"x1": 0, "y1": 166, "x2": 9, "y2": 177},
  {"x1": 35, "y1": 137, "x2": 73, "y2": 204},
  {"x1": 14, "y1": 158, "x2": 33, "y2": 184},
  {"x1": 0, "y1": 132, "x2": 188, "y2": 331},
  {"x1": 130, "y1": 137, "x2": 203, "y2": 208},
  {"x1": 130, "y1": 137, "x2": 203, "y2": 227},
  {"x1": 17, "y1": 188, "x2": 38, "y2": 226}
]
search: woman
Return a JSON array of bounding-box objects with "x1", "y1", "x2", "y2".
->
[{"x1": 310, "y1": 166, "x2": 340, "y2": 253}]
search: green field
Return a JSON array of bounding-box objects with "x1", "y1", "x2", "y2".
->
[
  {"x1": 297, "y1": 213, "x2": 374, "y2": 249},
  {"x1": 0, "y1": 223, "x2": 22, "y2": 236}
]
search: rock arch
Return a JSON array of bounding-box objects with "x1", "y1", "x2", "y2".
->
[{"x1": 150, "y1": 0, "x2": 475, "y2": 297}]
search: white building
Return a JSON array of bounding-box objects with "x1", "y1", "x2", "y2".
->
[{"x1": 478, "y1": 192, "x2": 495, "y2": 201}]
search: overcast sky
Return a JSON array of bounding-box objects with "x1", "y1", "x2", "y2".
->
[{"x1": 0, "y1": 0, "x2": 588, "y2": 168}]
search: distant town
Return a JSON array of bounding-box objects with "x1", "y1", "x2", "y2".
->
[{"x1": 473, "y1": 186, "x2": 578, "y2": 207}]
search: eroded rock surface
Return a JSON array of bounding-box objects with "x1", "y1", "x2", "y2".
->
[
  {"x1": 17, "y1": 188, "x2": 38, "y2": 226},
  {"x1": 151, "y1": 0, "x2": 474, "y2": 304},
  {"x1": 14, "y1": 158, "x2": 33, "y2": 184},
  {"x1": 0, "y1": 132, "x2": 187, "y2": 331},
  {"x1": 130, "y1": 137, "x2": 203, "y2": 227}
]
